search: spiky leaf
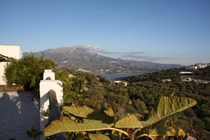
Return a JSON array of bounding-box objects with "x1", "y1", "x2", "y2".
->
[
  {"x1": 63, "y1": 105, "x2": 94, "y2": 118},
  {"x1": 89, "y1": 134, "x2": 110, "y2": 140},
  {"x1": 43, "y1": 117, "x2": 111, "y2": 136}
]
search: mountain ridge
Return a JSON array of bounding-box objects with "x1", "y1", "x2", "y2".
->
[{"x1": 24, "y1": 46, "x2": 183, "y2": 74}]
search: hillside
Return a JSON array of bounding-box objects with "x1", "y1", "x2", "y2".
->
[
  {"x1": 120, "y1": 66, "x2": 210, "y2": 135},
  {"x1": 24, "y1": 46, "x2": 182, "y2": 74},
  {"x1": 55, "y1": 66, "x2": 210, "y2": 139}
]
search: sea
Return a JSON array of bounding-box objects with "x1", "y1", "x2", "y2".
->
[{"x1": 100, "y1": 73, "x2": 139, "y2": 80}]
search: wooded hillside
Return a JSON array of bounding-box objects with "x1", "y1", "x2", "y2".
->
[{"x1": 58, "y1": 66, "x2": 210, "y2": 139}]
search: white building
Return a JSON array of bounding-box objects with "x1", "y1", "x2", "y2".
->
[
  {"x1": 190, "y1": 63, "x2": 209, "y2": 70},
  {"x1": 0, "y1": 45, "x2": 23, "y2": 85}
]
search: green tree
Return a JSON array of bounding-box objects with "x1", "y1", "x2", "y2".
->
[
  {"x1": 133, "y1": 99, "x2": 148, "y2": 114},
  {"x1": 5, "y1": 55, "x2": 56, "y2": 90}
]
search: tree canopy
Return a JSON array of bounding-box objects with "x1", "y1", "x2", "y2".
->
[{"x1": 4, "y1": 55, "x2": 56, "y2": 90}]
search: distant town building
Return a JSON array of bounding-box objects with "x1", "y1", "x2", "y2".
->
[
  {"x1": 182, "y1": 77, "x2": 193, "y2": 82},
  {"x1": 179, "y1": 71, "x2": 193, "y2": 82},
  {"x1": 190, "y1": 63, "x2": 209, "y2": 70},
  {"x1": 179, "y1": 71, "x2": 193, "y2": 75},
  {"x1": 78, "y1": 68, "x2": 91, "y2": 73},
  {"x1": 0, "y1": 45, "x2": 22, "y2": 85},
  {"x1": 113, "y1": 80, "x2": 128, "y2": 86},
  {"x1": 179, "y1": 70, "x2": 210, "y2": 83},
  {"x1": 162, "y1": 79, "x2": 172, "y2": 82}
]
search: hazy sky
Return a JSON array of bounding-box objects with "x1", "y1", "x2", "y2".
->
[{"x1": 0, "y1": 0, "x2": 210, "y2": 65}]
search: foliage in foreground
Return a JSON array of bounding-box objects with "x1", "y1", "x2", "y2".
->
[
  {"x1": 55, "y1": 67, "x2": 210, "y2": 137},
  {"x1": 4, "y1": 55, "x2": 56, "y2": 90},
  {"x1": 43, "y1": 96, "x2": 196, "y2": 140}
]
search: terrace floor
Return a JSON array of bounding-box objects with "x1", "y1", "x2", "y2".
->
[{"x1": 0, "y1": 91, "x2": 40, "y2": 140}]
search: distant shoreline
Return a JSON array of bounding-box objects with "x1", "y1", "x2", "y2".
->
[{"x1": 99, "y1": 73, "x2": 139, "y2": 80}]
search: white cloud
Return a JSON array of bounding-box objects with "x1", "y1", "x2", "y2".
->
[{"x1": 73, "y1": 45, "x2": 176, "y2": 63}]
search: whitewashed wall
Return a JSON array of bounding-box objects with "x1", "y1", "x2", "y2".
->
[
  {"x1": 39, "y1": 69, "x2": 63, "y2": 131},
  {"x1": 0, "y1": 45, "x2": 22, "y2": 85},
  {"x1": 0, "y1": 62, "x2": 7, "y2": 85}
]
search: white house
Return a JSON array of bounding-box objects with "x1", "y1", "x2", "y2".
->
[
  {"x1": 0, "y1": 45, "x2": 22, "y2": 85},
  {"x1": 190, "y1": 63, "x2": 209, "y2": 70},
  {"x1": 179, "y1": 71, "x2": 193, "y2": 82},
  {"x1": 113, "y1": 80, "x2": 128, "y2": 86}
]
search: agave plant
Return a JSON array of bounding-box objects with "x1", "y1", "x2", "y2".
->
[
  {"x1": 26, "y1": 127, "x2": 41, "y2": 140},
  {"x1": 43, "y1": 96, "x2": 196, "y2": 140}
]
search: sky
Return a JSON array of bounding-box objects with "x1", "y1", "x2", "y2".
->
[{"x1": 0, "y1": 0, "x2": 210, "y2": 65}]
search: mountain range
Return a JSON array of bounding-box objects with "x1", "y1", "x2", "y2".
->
[{"x1": 24, "y1": 46, "x2": 183, "y2": 74}]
